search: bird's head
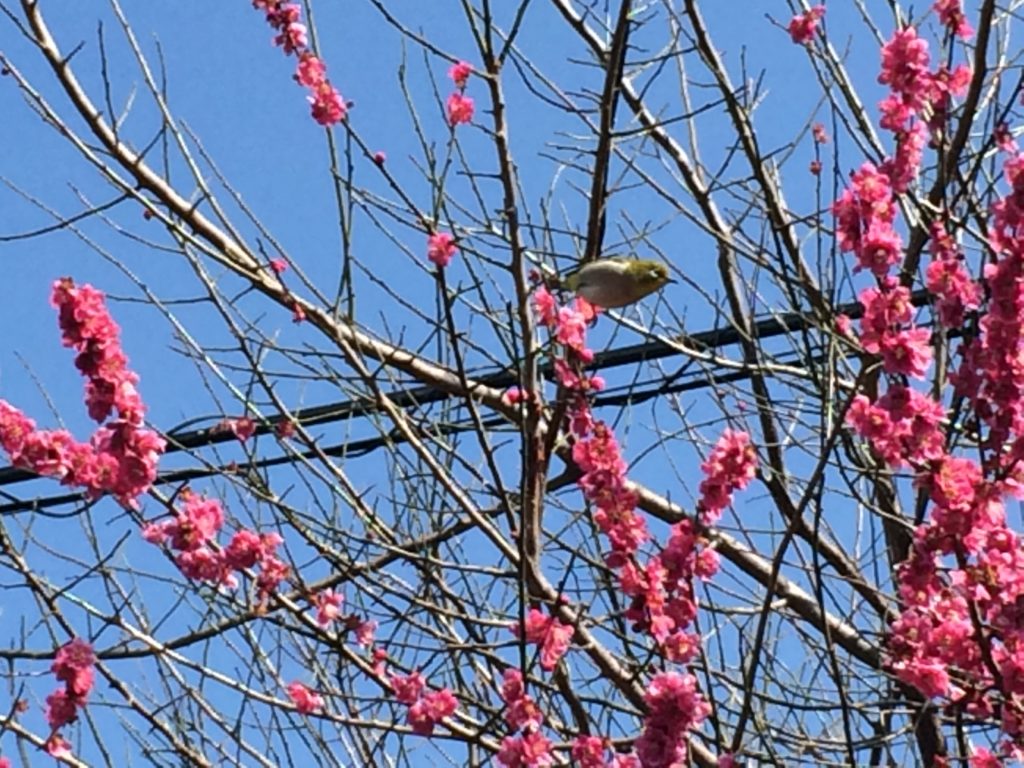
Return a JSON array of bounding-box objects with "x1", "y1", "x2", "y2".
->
[{"x1": 625, "y1": 259, "x2": 673, "y2": 291}]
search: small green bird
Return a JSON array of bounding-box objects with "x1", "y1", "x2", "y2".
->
[{"x1": 563, "y1": 257, "x2": 674, "y2": 308}]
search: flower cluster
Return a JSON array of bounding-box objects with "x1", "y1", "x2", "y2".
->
[
  {"x1": 497, "y1": 730, "x2": 555, "y2": 768},
  {"x1": 387, "y1": 670, "x2": 459, "y2": 735},
  {"x1": 925, "y1": 222, "x2": 980, "y2": 328},
  {"x1": 510, "y1": 608, "x2": 574, "y2": 672},
  {"x1": 314, "y1": 588, "x2": 344, "y2": 626},
  {"x1": 696, "y1": 429, "x2": 757, "y2": 523},
  {"x1": 427, "y1": 231, "x2": 458, "y2": 268},
  {"x1": 446, "y1": 59, "x2": 474, "y2": 126},
  {"x1": 858, "y1": 279, "x2": 932, "y2": 378},
  {"x1": 634, "y1": 672, "x2": 711, "y2": 768},
  {"x1": 52, "y1": 279, "x2": 143, "y2": 424},
  {"x1": 875, "y1": 24, "x2": 970, "y2": 189},
  {"x1": 0, "y1": 280, "x2": 165, "y2": 508},
  {"x1": 934, "y1": 0, "x2": 974, "y2": 39},
  {"x1": 835, "y1": 19, "x2": 1024, "y2": 755},
  {"x1": 309, "y1": 588, "x2": 377, "y2": 649},
  {"x1": 218, "y1": 416, "x2": 257, "y2": 443},
  {"x1": 250, "y1": 1, "x2": 346, "y2": 125},
  {"x1": 830, "y1": 22, "x2": 967, "y2": 382},
  {"x1": 847, "y1": 386, "x2": 945, "y2": 467},
  {"x1": 286, "y1": 681, "x2": 324, "y2": 714},
  {"x1": 142, "y1": 490, "x2": 290, "y2": 600},
  {"x1": 956, "y1": 151, "x2": 1024, "y2": 451},
  {"x1": 496, "y1": 668, "x2": 553, "y2": 767},
  {"x1": 877, "y1": 149, "x2": 1024, "y2": 753},
  {"x1": 787, "y1": 5, "x2": 825, "y2": 45},
  {"x1": 45, "y1": 638, "x2": 96, "y2": 757},
  {"x1": 530, "y1": 287, "x2": 756, "y2": 765}
]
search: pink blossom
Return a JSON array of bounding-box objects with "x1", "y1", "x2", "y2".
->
[
  {"x1": 832, "y1": 163, "x2": 895, "y2": 258},
  {"x1": 391, "y1": 672, "x2": 426, "y2": 705},
  {"x1": 537, "y1": 614, "x2": 574, "y2": 667},
  {"x1": 572, "y1": 736, "x2": 608, "y2": 768},
  {"x1": 503, "y1": 386, "x2": 530, "y2": 406},
  {"x1": 532, "y1": 285, "x2": 558, "y2": 327},
  {"x1": 263, "y1": 2, "x2": 300, "y2": 29},
  {"x1": 501, "y1": 668, "x2": 545, "y2": 730},
  {"x1": 697, "y1": 428, "x2": 757, "y2": 522},
  {"x1": 270, "y1": 258, "x2": 288, "y2": 274},
  {"x1": 858, "y1": 282, "x2": 932, "y2": 377},
  {"x1": 407, "y1": 689, "x2": 458, "y2": 735},
  {"x1": 295, "y1": 51, "x2": 326, "y2": 88},
  {"x1": 879, "y1": 27, "x2": 933, "y2": 113},
  {"x1": 371, "y1": 647, "x2": 388, "y2": 676},
  {"x1": 497, "y1": 731, "x2": 555, "y2": 767},
  {"x1": 256, "y1": 552, "x2": 291, "y2": 600},
  {"x1": 555, "y1": 305, "x2": 588, "y2": 350},
  {"x1": 222, "y1": 529, "x2": 263, "y2": 570},
  {"x1": 0, "y1": 280, "x2": 168, "y2": 508},
  {"x1": 51, "y1": 278, "x2": 147, "y2": 424},
  {"x1": 167, "y1": 494, "x2": 225, "y2": 551},
  {"x1": 635, "y1": 671, "x2": 710, "y2": 768},
  {"x1": 52, "y1": 638, "x2": 96, "y2": 699},
  {"x1": 812, "y1": 122, "x2": 828, "y2": 144},
  {"x1": 448, "y1": 60, "x2": 473, "y2": 88},
  {"x1": 891, "y1": 659, "x2": 951, "y2": 698},
  {"x1": 275, "y1": 22, "x2": 307, "y2": 54},
  {"x1": 224, "y1": 416, "x2": 257, "y2": 443},
  {"x1": 995, "y1": 123, "x2": 1017, "y2": 153},
  {"x1": 511, "y1": 608, "x2": 573, "y2": 671},
  {"x1": 176, "y1": 547, "x2": 233, "y2": 586},
  {"x1": 314, "y1": 589, "x2": 344, "y2": 626},
  {"x1": 45, "y1": 735, "x2": 73, "y2": 759},
  {"x1": 46, "y1": 688, "x2": 81, "y2": 729},
  {"x1": 883, "y1": 121, "x2": 928, "y2": 192},
  {"x1": 846, "y1": 386, "x2": 945, "y2": 467},
  {"x1": 45, "y1": 638, "x2": 96, "y2": 733},
  {"x1": 934, "y1": 0, "x2": 974, "y2": 39},
  {"x1": 878, "y1": 326, "x2": 932, "y2": 378},
  {"x1": 355, "y1": 619, "x2": 377, "y2": 647},
  {"x1": 447, "y1": 92, "x2": 475, "y2": 125},
  {"x1": 286, "y1": 681, "x2": 324, "y2": 714},
  {"x1": 309, "y1": 82, "x2": 347, "y2": 125},
  {"x1": 787, "y1": 5, "x2": 825, "y2": 45},
  {"x1": 0, "y1": 401, "x2": 35, "y2": 457},
  {"x1": 427, "y1": 232, "x2": 458, "y2": 268}
]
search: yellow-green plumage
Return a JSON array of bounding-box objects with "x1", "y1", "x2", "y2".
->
[{"x1": 563, "y1": 258, "x2": 673, "y2": 308}]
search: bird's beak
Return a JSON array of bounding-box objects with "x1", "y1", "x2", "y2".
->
[{"x1": 666, "y1": 278, "x2": 678, "y2": 284}]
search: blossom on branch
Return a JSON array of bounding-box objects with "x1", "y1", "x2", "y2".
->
[
  {"x1": 787, "y1": 5, "x2": 825, "y2": 45},
  {"x1": 249, "y1": 1, "x2": 346, "y2": 125}
]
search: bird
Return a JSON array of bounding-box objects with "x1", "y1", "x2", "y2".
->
[{"x1": 562, "y1": 257, "x2": 674, "y2": 308}]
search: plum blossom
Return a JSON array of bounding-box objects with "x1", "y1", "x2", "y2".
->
[
  {"x1": 427, "y1": 232, "x2": 458, "y2": 268},
  {"x1": 787, "y1": 5, "x2": 825, "y2": 44},
  {"x1": 448, "y1": 60, "x2": 473, "y2": 88},
  {"x1": 249, "y1": 1, "x2": 346, "y2": 125},
  {"x1": 447, "y1": 92, "x2": 474, "y2": 125},
  {"x1": 286, "y1": 681, "x2": 324, "y2": 714},
  {"x1": 314, "y1": 589, "x2": 344, "y2": 626}
]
